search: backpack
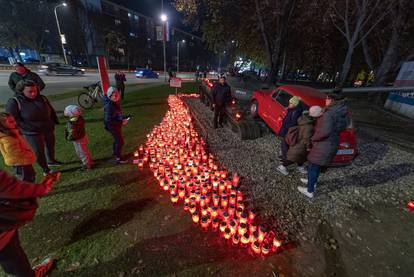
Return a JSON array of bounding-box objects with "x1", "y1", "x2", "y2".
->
[
  {"x1": 0, "y1": 198, "x2": 38, "y2": 230},
  {"x1": 285, "y1": 126, "x2": 299, "y2": 146}
]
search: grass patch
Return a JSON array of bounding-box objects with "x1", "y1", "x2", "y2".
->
[
  {"x1": 0, "y1": 81, "x2": 284, "y2": 276},
  {"x1": 47, "y1": 82, "x2": 160, "y2": 102},
  {"x1": 0, "y1": 82, "x2": 202, "y2": 276}
]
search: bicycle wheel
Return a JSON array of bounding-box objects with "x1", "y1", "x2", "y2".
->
[{"x1": 78, "y1": 93, "x2": 94, "y2": 109}]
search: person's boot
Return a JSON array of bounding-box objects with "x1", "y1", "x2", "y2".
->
[
  {"x1": 47, "y1": 160, "x2": 64, "y2": 167},
  {"x1": 297, "y1": 166, "x2": 307, "y2": 174},
  {"x1": 277, "y1": 165, "x2": 289, "y2": 176},
  {"x1": 33, "y1": 258, "x2": 55, "y2": 277},
  {"x1": 115, "y1": 157, "x2": 128, "y2": 164},
  {"x1": 297, "y1": 186, "x2": 314, "y2": 198}
]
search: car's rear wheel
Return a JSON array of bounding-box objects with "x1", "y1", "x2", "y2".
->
[{"x1": 250, "y1": 101, "x2": 259, "y2": 118}]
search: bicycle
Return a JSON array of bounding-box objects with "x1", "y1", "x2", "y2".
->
[{"x1": 78, "y1": 81, "x2": 103, "y2": 109}]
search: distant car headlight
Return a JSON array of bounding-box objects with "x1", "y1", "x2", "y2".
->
[
  {"x1": 81, "y1": 68, "x2": 85, "y2": 72},
  {"x1": 40, "y1": 65, "x2": 48, "y2": 69}
]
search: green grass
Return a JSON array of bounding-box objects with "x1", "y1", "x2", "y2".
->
[
  {"x1": 0, "y1": 82, "x2": 285, "y2": 276},
  {"x1": 47, "y1": 82, "x2": 158, "y2": 102}
]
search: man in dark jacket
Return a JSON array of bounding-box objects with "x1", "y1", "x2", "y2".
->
[
  {"x1": 114, "y1": 71, "x2": 126, "y2": 100},
  {"x1": 278, "y1": 96, "x2": 303, "y2": 171},
  {"x1": 8, "y1": 62, "x2": 45, "y2": 93},
  {"x1": 6, "y1": 80, "x2": 61, "y2": 175},
  {"x1": 298, "y1": 90, "x2": 349, "y2": 198},
  {"x1": 103, "y1": 87, "x2": 129, "y2": 164},
  {"x1": 211, "y1": 76, "x2": 231, "y2": 128}
]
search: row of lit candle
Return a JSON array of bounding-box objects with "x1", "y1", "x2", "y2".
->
[{"x1": 134, "y1": 95, "x2": 283, "y2": 256}]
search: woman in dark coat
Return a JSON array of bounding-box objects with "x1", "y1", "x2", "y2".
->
[
  {"x1": 5, "y1": 80, "x2": 62, "y2": 175},
  {"x1": 277, "y1": 106, "x2": 322, "y2": 175},
  {"x1": 298, "y1": 91, "x2": 349, "y2": 198}
]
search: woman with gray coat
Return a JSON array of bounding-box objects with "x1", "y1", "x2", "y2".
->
[{"x1": 297, "y1": 90, "x2": 349, "y2": 198}]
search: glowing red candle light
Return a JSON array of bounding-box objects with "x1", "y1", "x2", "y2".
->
[
  {"x1": 238, "y1": 223, "x2": 247, "y2": 236},
  {"x1": 200, "y1": 216, "x2": 209, "y2": 230},
  {"x1": 273, "y1": 237, "x2": 281, "y2": 250},
  {"x1": 224, "y1": 228, "x2": 232, "y2": 240},
  {"x1": 189, "y1": 204, "x2": 197, "y2": 214},
  {"x1": 192, "y1": 212, "x2": 199, "y2": 224},
  {"x1": 219, "y1": 221, "x2": 227, "y2": 233},
  {"x1": 229, "y1": 220, "x2": 237, "y2": 234},
  {"x1": 212, "y1": 218, "x2": 220, "y2": 231},
  {"x1": 170, "y1": 193, "x2": 179, "y2": 203},
  {"x1": 249, "y1": 222, "x2": 258, "y2": 234},
  {"x1": 240, "y1": 213, "x2": 248, "y2": 224},
  {"x1": 407, "y1": 200, "x2": 414, "y2": 211},
  {"x1": 241, "y1": 233, "x2": 250, "y2": 247},
  {"x1": 232, "y1": 173, "x2": 240, "y2": 185},
  {"x1": 232, "y1": 234, "x2": 240, "y2": 245},
  {"x1": 252, "y1": 241, "x2": 261, "y2": 255},
  {"x1": 222, "y1": 211, "x2": 230, "y2": 222},
  {"x1": 248, "y1": 209, "x2": 257, "y2": 221},
  {"x1": 201, "y1": 206, "x2": 208, "y2": 216}
]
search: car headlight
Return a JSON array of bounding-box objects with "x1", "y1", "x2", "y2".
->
[{"x1": 81, "y1": 68, "x2": 85, "y2": 72}]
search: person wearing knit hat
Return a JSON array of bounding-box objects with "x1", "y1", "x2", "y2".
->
[
  {"x1": 297, "y1": 92, "x2": 349, "y2": 198},
  {"x1": 277, "y1": 95, "x2": 303, "y2": 174},
  {"x1": 289, "y1": 96, "x2": 300, "y2": 106},
  {"x1": 64, "y1": 105, "x2": 92, "y2": 170},
  {"x1": 103, "y1": 87, "x2": 129, "y2": 164},
  {"x1": 277, "y1": 105, "x2": 321, "y2": 176}
]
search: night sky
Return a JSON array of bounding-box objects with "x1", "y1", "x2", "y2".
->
[{"x1": 111, "y1": 0, "x2": 186, "y2": 29}]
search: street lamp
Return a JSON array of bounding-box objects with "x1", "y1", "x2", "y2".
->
[
  {"x1": 160, "y1": 14, "x2": 168, "y2": 82},
  {"x1": 54, "y1": 2, "x2": 68, "y2": 64},
  {"x1": 177, "y1": 39, "x2": 185, "y2": 74}
]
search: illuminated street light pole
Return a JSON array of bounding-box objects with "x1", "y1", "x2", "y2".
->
[
  {"x1": 161, "y1": 14, "x2": 167, "y2": 82},
  {"x1": 177, "y1": 39, "x2": 185, "y2": 74},
  {"x1": 54, "y1": 2, "x2": 68, "y2": 64}
]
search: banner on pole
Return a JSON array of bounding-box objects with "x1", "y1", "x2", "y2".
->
[
  {"x1": 164, "y1": 22, "x2": 170, "y2": 42},
  {"x1": 156, "y1": 26, "x2": 163, "y2": 41},
  {"x1": 97, "y1": 56, "x2": 110, "y2": 94},
  {"x1": 169, "y1": 77, "x2": 182, "y2": 88}
]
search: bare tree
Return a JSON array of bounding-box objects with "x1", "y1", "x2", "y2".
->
[{"x1": 330, "y1": 0, "x2": 397, "y2": 86}]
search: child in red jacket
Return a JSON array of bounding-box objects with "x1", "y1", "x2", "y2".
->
[
  {"x1": 64, "y1": 105, "x2": 93, "y2": 170},
  {"x1": 0, "y1": 170, "x2": 60, "y2": 277}
]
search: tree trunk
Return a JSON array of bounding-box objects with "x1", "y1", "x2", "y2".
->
[
  {"x1": 373, "y1": 0, "x2": 408, "y2": 86},
  {"x1": 373, "y1": 28, "x2": 399, "y2": 86},
  {"x1": 338, "y1": 45, "x2": 354, "y2": 87},
  {"x1": 362, "y1": 36, "x2": 374, "y2": 70}
]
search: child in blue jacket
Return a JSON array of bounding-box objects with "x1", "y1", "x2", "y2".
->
[{"x1": 103, "y1": 87, "x2": 129, "y2": 164}]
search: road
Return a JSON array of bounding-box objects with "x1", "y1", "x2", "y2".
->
[{"x1": 0, "y1": 72, "x2": 167, "y2": 104}]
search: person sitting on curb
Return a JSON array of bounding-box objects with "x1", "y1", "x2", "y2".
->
[
  {"x1": 297, "y1": 90, "x2": 349, "y2": 198},
  {"x1": 0, "y1": 170, "x2": 60, "y2": 277},
  {"x1": 103, "y1": 87, "x2": 129, "y2": 164},
  {"x1": 278, "y1": 96, "x2": 303, "y2": 170},
  {"x1": 8, "y1": 62, "x2": 45, "y2": 94},
  {"x1": 277, "y1": 106, "x2": 322, "y2": 176}
]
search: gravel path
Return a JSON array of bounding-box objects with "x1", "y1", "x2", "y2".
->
[{"x1": 185, "y1": 97, "x2": 414, "y2": 243}]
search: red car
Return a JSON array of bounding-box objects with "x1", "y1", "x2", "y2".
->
[{"x1": 250, "y1": 85, "x2": 357, "y2": 165}]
